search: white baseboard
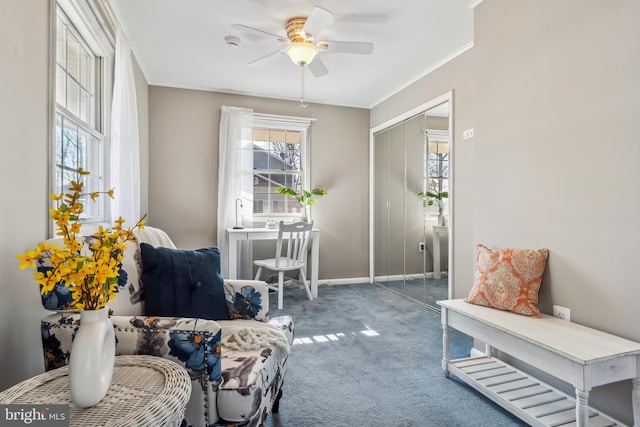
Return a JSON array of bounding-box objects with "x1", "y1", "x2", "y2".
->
[
  {"x1": 318, "y1": 277, "x2": 371, "y2": 286},
  {"x1": 319, "y1": 274, "x2": 441, "y2": 286},
  {"x1": 373, "y1": 272, "x2": 436, "y2": 282}
]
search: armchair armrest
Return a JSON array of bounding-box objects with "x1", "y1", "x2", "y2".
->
[{"x1": 223, "y1": 279, "x2": 271, "y2": 321}]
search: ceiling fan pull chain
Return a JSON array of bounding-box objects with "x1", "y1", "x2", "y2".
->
[{"x1": 300, "y1": 66, "x2": 307, "y2": 108}]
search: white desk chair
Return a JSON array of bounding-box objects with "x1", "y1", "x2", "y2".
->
[{"x1": 254, "y1": 220, "x2": 314, "y2": 309}]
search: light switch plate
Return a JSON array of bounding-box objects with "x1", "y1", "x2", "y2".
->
[{"x1": 463, "y1": 128, "x2": 474, "y2": 139}]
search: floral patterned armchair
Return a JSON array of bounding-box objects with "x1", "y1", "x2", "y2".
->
[{"x1": 39, "y1": 227, "x2": 294, "y2": 427}]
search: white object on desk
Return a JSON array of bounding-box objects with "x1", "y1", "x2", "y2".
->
[
  {"x1": 265, "y1": 219, "x2": 278, "y2": 229},
  {"x1": 432, "y1": 225, "x2": 448, "y2": 279},
  {"x1": 226, "y1": 227, "x2": 320, "y2": 298}
]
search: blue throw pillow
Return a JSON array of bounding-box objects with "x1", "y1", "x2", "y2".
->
[{"x1": 139, "y1": 243, "x2": 230, "y2": 320}]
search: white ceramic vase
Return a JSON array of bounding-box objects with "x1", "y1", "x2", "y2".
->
[{"x1": 69, "y1": 307, "x2": 115, "y2": 408}]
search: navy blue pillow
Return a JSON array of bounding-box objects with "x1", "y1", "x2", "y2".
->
[{"x1": 139, "y1": 243, "x2": 230, "y2": 320}]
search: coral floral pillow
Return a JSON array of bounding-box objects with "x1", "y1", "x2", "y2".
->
[{"x1": 465, "y1": 244, "x2": 549, "y2": 317}]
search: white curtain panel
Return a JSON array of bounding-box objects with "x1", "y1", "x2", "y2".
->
[
  {"x1": 110, "y1": 27, "x2": 140, "y2": 226},
  {"x1": 217, "y1": 106, "x2": 254, "y2": 278}
]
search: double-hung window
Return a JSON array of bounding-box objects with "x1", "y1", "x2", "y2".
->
[
  {"x1": 251, "y1": 115, "x2": 312, "y2": 219},
  {"x1": 51, "y1": 1, "x2": 113, "y2": 225}
]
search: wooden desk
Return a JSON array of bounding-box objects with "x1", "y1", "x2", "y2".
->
[
  {"x1": 0, "y1": 355, "x2": 191, "y2": 427},
  {"x1": 438, "y1": 299, "x2": 640, "y2": 427},
  {"x1": 226, "y1": 227, "x2": 320, "y2": 298},
  {"x1": 432, "y1": 225, "x2": 448, "y2": 279}
]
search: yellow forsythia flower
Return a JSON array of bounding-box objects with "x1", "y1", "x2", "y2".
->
[{"x1": 16, "y1": 168, "x2": 146, "y2": 310}]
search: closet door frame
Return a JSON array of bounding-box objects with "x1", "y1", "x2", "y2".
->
[{"x1": 369, "y1": 90, "x2": 454, "y2": 300}]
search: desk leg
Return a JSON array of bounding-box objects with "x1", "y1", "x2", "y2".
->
[
  {"x1": 633, "y1": 378, "x2": 640, "y2": 427},
  {"x1": 310, "y1": 233, "x2": 319, "y2": 298},
  {"x1": 441, "y1": 308, "x2": 450, "y2": 378},
  {"x1": 433, "y1": 231, "x2": 441, "y2": 279},
  {"x1": 228, "y1": 234, "x2": 239, "y2": 280},
  {"x1": 575, "y1": 389, "x2": 589, "y2": 427}
]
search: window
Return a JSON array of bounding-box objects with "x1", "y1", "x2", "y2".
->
[
  {"x1": 426, "y1": 130, "x2": 449, "y2": 217},
  {"x1": 51, "y1": 1, "x2": 113, "y2": 224},
  {"x1": 251, "y1": 116, "x2": 311, "y2": 218}
]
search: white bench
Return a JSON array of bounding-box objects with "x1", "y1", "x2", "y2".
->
[{"x1": 438, "y1": 299, "x2": 640, "y2": 427}]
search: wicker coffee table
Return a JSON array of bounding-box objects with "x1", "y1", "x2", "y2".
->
[{"x1": 0, "y1": 355, "x2": 191, "y2": 427}]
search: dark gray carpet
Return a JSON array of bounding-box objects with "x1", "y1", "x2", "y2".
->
[
  {"x1": 266, "y1": 283, "x2": 527, "y2": 427},
  {"x1": 382, "y1": 277, "x2": 449, "y2": 309}
]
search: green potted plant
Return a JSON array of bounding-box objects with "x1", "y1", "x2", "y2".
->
[
  {"x1": 419, "y1": 191, "x2": 448, "y2": 226},
  {"x1": 275, "y1": 187, "x2": 328, "y2": 221}
]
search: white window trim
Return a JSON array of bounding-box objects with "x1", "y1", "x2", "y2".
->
[
  {"x1": 49, "y1": 0, "x2": 115, "y2": 235},
  {"x1": 252, "y1": 113, "x2": 315, "y2": 221}
]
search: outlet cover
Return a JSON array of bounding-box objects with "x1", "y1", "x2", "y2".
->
[
  {"x1": 552, "y1": 305, "x2": 571, "y2": 321},
  {"x1": 463, "y1": 128, "x2": 474, "y2": 139}
]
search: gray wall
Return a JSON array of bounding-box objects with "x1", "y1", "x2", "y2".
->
[
  {"x1": 0, "y1": 0, "x2": 150, "y2": 391},
  {"x1": 147, "y1": 86, "x2": 370, "y2": 281},
  {"x1": 372, "y1": 0, "x2": 640, "y2": 422},
  {"x1": 473, "y1": 1, "x2": 639, "y2": 420},
  {"x1": 0, "y1": 0, "x2": 51, "y2": 390}
]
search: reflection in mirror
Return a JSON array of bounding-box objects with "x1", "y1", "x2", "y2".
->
[
  {"x1": 426, "y1": 134, "x2": 449, "y2": 224},
  {"x1": 372, "y1": 97, "x2": 451, "y2": 311}
]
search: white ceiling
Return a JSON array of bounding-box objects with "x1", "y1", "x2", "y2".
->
[{"x1": 110, "y1": 0, "x2": 474, "y2": 109}]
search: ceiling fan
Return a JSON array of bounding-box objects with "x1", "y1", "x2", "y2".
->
[{"x1": 232, "y1": 6, "x2": 374, "y2": 77}]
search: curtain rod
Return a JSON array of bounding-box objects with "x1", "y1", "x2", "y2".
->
[{"x1": 253, "y1": 112, "x2": 317, "y2": 123}]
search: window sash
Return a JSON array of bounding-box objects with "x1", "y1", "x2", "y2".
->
[
  {"x1": 56, "y1": 6, "x2": 98, "y2": 130},
  {"x1": 51, "y1": 0, "x2": 112, "y2": 227},
  {"x1": 251, "y1": 115, "x2": 311, "y2": 218},
  {"x1": 54, "y1": 112, "x2": 104, "y2": 221}
]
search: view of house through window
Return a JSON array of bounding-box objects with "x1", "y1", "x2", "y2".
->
[
  {"x1": 252, "y1": 128, "x2": 303, "y2": 215},
  {"x1": 52, "y1": 3, "x2": 110, "y2": 223},
  {"x1": 251, "y1": 116, "x2": 311, "y2": 218}
]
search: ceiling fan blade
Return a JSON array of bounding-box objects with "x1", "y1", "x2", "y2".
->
[
  {"x1": 231, "y1": 24, "x2": 287, "y2": 43},
  {"x1": 307, "y1": 57, "x2": 329, "y2": 77},
  {"x1": 302, "y1": 6, "x2": 334, "y2": 38},
  {"x1": 248, "y1": 50, "x2": 285, "y2": 67},
  {"x1": 336, "y1": 13, "x2": 389, "y2": 24},
  {"x1": 319, "y1": 40, "x2": 374, "y2": 55}
]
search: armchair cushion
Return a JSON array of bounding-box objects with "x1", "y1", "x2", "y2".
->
[{"x1": 140, "y1": 243, "x2": 230, "y2": 321}]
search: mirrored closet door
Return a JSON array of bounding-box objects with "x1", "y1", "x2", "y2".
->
[{"x1": 372, "y1": 95, "x2": 451, "y2": 310}]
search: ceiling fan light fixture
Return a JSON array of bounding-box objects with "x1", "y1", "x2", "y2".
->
[{"x1": 287, "y1": 42, "x2": 318, "y2": 66}]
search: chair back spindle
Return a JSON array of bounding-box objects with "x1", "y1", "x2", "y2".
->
[
  {"x1": 275, "y1": 221, "x2": 312, "y2": 268},
  {"x1": 255, "y1": 220, "x2": 314, "y2": 309}
]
